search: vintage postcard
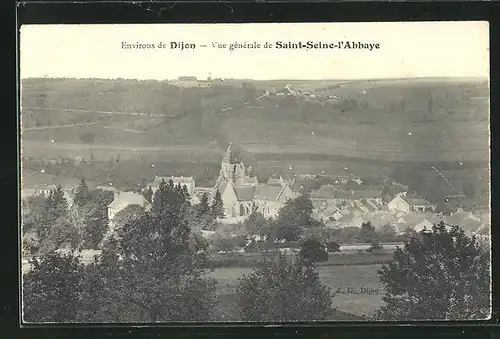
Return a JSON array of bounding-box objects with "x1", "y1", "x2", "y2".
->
[{"x1": 19, "y1": 22, "x2": 490, "y2": 323}]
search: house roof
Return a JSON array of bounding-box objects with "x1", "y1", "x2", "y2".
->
[
  {"x1": 341, "y1": 214, "x2": 367, "y2": 227},
  {"x1": 95, "y1": 186, "x2": 120, "y2": 192},
  {"x1": 403, "y1": 197, "x2": 433, "y2": 206},
  {"x1": 444, "y1": 211, "x2": 483, "y2": 233},
  {"x1": 242, "y1": 176, "x2": 259, "y2": 185},
  {"x1": 414, "y1": 219, "x2": 433, "y2": 232},
  {"x1": 335, "y1": 189, "x2": 383, "y2": 200},
  {"x1": 266, "y1": 178, "x2": 282, "y2": 186},
  {"x1": 107, "y1": 192, "x2": 151, "y2": 210},
  {"x1": 311, "y1": 185, "x2": 337, "y2": 199}
]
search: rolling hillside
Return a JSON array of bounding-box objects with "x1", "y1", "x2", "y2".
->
[{"x1": 20, "y1": 77, "x2": 490, "y2": 207}]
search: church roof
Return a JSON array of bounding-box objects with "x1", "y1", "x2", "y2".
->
[
  {"x1": 254, "y1": 185, "x2": 283, "y2": 201},
  {"x1": 214, "y1": 176, "x2": 229, "y2": 193},
  {"x1": 233, "y1": 186, "x2": 255, "y2": 202}
]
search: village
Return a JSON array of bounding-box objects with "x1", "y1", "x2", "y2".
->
[{"x1": 21, "y1": 139, "x2": 490, "y2": 271}]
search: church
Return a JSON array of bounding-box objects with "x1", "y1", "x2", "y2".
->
[{"x1": 212, "y1": 143, "x2": 296, "y2": 219}]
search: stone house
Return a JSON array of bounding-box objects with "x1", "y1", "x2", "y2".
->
[
  {"x1": 107, "y1": 191, "x2": 152, "y2": 221},
  {"x1": 387, "y1": 193, "x2": 436, "y2": 214}
]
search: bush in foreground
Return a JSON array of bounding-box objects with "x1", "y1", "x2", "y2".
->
[
  {"x1": 236, "y1": 254, "x2": 334, "y2": 321},
  {"x1": 299, "y1": 239, "x2": 328, "y2": 262},
  {"x1": 375, "y1": 222, "x2": 490, "y2": 320}
]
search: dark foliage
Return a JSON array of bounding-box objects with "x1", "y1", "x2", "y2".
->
[
  {"x1": 367, "y1": 243, "x2": 383, "y2": 253},
  {"x1": 275, "y1": 194, "x2": 322, "y2": 242},
  {"x1": 376, "y1": 222, "x2": 490, "y2": 320},
  {"x1": 357, "y1": 221, "x2": 378, "y2": 243},
  {"x1": 236, "y1": 255, "x2": 334, "y2": 321},
  {"x1": 326, "y1": 241, "x2": 341, "y2": 253},
  {"x1": 211, "y1": 190, "x2": 225, "y2": 219},
  {"x1": 89, "y1": 180, "x2": 217, "y2": 322},
  {"x1": 299, "y1": 239, "x2": 329, "y2": 262},
  {"x1": 23, "y1": 251, "x2": 84, "y2": 323},
  {"x1": 74, "y1": 178, "x2": 90, "y2": 207},
  {"x1": 196, "y1": 192, "x2": 211, "y2": 218}
]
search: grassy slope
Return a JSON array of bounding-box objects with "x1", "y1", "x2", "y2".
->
[
  {"x1": 21, "y1": 77, "x2": 489, "y2": 158},
  {"x1": 20, "y1": 78, "x2": 490, "y2": 205}
]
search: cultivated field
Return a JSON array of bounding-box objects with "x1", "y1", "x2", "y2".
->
[
  {"x1": 20, "y1": 77, "x2": 490, "y2": 206},
  {"x1": 207, "y1": 263, "x2": 384, "y2": 320}
]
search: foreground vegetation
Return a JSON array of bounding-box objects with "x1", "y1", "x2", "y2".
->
[{"x1": 22, "y1": 180, "x2": 490, "y2": 322}]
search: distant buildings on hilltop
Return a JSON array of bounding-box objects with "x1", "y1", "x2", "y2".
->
[{"x1": 170, "y1": 76, "x2": 225, "y2": 88}]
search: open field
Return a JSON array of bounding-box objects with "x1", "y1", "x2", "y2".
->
[
  {"x1": 207, "y1": 263, "x2": 384, "y2": 320},
  {"x1": 208, "y1": 252, "x2": 394, "y2": 269}
]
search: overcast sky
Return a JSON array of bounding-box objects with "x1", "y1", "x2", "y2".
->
[{"x1": 20, "y1": 22, "x2": 489, "y2": 80}]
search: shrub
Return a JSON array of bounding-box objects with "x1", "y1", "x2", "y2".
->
[
  {"x1": 367, "y1": 243, "x2": 383, "y2": 253},
  {"x1": 326, "y1": 241, "x2": 341, "y2": 254},
  {"x1": 299, "y1": 239, "x2": 328, "y2": 262}
]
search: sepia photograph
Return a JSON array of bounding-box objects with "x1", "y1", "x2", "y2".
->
[{"x1": 19, "y1": 22, "x2": 490, "y2": 323}]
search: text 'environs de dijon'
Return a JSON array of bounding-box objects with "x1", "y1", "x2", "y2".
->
[{"x1": 121, "y1": 40, "x2": 381, "y2": 51}]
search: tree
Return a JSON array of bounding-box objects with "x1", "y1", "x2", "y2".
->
[
  {"x1": 90, "y1": 188, "x2": 115, "y2": 208},
  {"x1": 21, "y1": 195, "x2": 48, "y2": 233},
  {"x1": 196, "y1": 192, "x2": 211, "y2": 218},
  {"x1": 275, "y1": 194, "x2": 322, "y2": 242},
  {"x1": 303, "y1": 226, "x2": 337, "y2": 244},
  {"x1": 326, "y1": 241, "x2": 340, "y2": 254},
  {"x1": 367, "y1": 243, "x2": 383, "y2": 253},
  {"x1": 375, "y1": 222, "x2": 490, "y2": 320},
  {"x1": 23, "y1": 251, "x2": 85, "y2": 323},
  {"x1": 400, "y1": 227, "x2": 418, "y2": 242},
  {"x1": 88, "y1": 180, "x2": 218, "y2": 322},
  {"x1": 36, "y1": 216, "x2": 80, "y2": 254},
  {"x1": 31, "y1": 187, "x2": 76, "y2": 254},
  {"x1": 45, "y1": 185, "x2": 68, "y2": 220},
  {"x1": 74, "y1": 178, "x2": 90, "y2": 207},
  {"x1": 332, "y1": 227, "x2": 361, "y2": 244},
  {"x1": 243, "y1": 211, "x2": 270, "y2": 235},
  {"x1": 112, "y1": 204, "x2": 147, "y2": 229},
  {"x1": 357, "y1": 221, "x2": 377, "y2": 243},
  {"x1": 299, "y1": 239, "x2": 329, "y2": 262},
  {"x1": 379, "y1": 224, "x2": 398, "y2": 243},
  {"x1": 236, "y1": 255, "x2": 334, "y2": 321},
  {"x1": 80, "y1": 202, "x2": 109, "y2": 249},
  {"x1": 211, "y1": 190, "x2": 225, "y2": 219}
]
